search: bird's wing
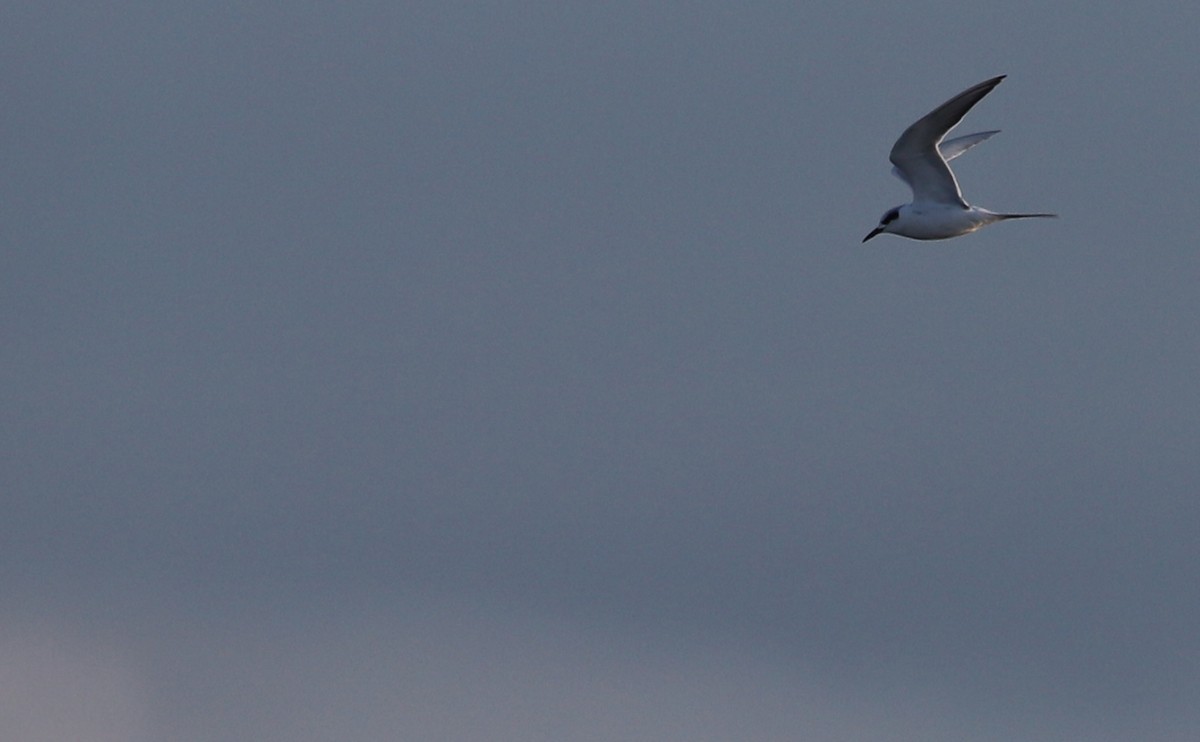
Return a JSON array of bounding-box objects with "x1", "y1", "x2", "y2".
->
[
  {"x1": 939, "y1": 130, "x2": 1000, "y2": 163},
  {"x1": 890, "y1": 130, "x2": 1000, "y2": 186},
  {"x1": 889, "y1": 76, "x2": 1006, "y2": 206}
]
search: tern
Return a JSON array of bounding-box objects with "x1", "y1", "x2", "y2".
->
[{"x1": 863, "y1": 75, "x2": 1056, "y2": 242}]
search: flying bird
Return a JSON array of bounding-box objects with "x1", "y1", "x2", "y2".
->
[{"x1": 863, "y1": 75, "x2": 1056, "y2": 242}]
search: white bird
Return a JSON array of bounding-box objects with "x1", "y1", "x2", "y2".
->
[{"x1": 863, "y1": 75, "x2": 1056, "y2": 242}]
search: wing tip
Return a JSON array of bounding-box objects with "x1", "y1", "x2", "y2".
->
[{"x1": 980, "y1": 74, "x2": 1007, "y2": 91}]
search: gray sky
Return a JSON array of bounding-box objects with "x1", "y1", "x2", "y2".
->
[{"x1": 3, "y1": 2, "x2": 1199, "y2": 739}]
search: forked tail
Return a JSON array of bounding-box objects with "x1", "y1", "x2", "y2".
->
[{"x1": 996, "y1": 212, "x2": 1058, "y2": 220}]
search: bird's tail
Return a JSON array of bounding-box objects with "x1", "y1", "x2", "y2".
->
[{"x1": 995, "y1": 212, "x2": 1058, "y2": 220}]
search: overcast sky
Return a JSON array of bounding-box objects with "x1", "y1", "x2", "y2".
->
[{"x1": 3, "y1": 2, "x2": 1199, "y2": 740}]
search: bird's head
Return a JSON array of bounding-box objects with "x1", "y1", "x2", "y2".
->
[{"x1": 863, "y1": 206, "x2": 902, "y2": 242}]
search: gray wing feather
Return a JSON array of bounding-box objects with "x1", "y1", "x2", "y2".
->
[
  {"x1": 889, "y1": 76, "x2": 1006, "y2": 206},
  {"x1": 890, "y1": 130, "x2": 1000, "y2": 186}
]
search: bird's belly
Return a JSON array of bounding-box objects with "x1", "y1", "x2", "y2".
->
[{"x1": 901, "y1": 206, "x2": 986, "y2": 240}]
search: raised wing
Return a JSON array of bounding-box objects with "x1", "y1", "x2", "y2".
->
[
  {"x1": 890, "y1": 130, "x2": 1000, "y2": 186},
  {"x1": 889, "y1": 75, "x2": 1006, "y2": 206}
]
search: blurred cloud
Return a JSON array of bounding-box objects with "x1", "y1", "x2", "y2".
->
[{"x1": 0, "y1": 623, "x2": 151, "y2": 741}]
